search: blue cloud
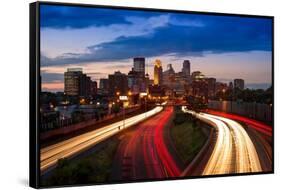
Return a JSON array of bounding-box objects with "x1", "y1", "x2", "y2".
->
[
  {"x1": 40, "y1": 4, "x2": 162, "y2": 28},
  {"x1": 40, "y1": 6, "x2": 272, "y2": 66},
  {"x1": 88, "y1": 15, "x2": 272, "y2": 57},
  {"x1": 41, "y1": 71, "x2": 64, "y2": 83}
]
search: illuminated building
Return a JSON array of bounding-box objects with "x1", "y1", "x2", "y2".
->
[
  {"x1": 64, "y1": 68, "x2": 96, "y2": 97},
  {"x1": 191, "y1": 71, "x2": 205, "y2": 81},
  {"x1": 108, "y1": 71, "x2": 128, "y2": 96},
  {"x1": 153, "y1": 59, "x2": 163, "y2": 85},
  {"x1": 64, "y1": 68, "x2": 83, "y2": 96},
  {"x1": 190, "y1": 71, "x2": 208, "y2": 98},
  {"x1": 128, "y1": 68, "x2": 141, "y2": 94}
]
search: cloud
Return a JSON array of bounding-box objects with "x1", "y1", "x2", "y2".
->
[
  {"x1": 40, "y1": 5, "x2": 128, "y2": 28},
  {"x1": 41, "y1": 71, "x2": 64, "y2": 83},
  {"x1": 40, "y1": 4, "x2": 163, "y2": 29},
  {"x1": 42, "y1": 18, "x2": 271, "y2": 66},
  {"x1": 40, "y1": 7, "x2": 272, "y2": 67}
]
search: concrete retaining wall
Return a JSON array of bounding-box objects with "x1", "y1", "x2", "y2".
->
[{"x1": 208, "y1": 100, "x2": 272, "y2": 123}]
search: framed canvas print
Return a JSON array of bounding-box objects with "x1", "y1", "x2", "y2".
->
[{"x1": 29, "y1": 1, "x2": 274, "y2": 188}]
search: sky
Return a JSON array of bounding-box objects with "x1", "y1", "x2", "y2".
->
[{"x1": 40, "y1": 4, "x2": 273, "y2": 92}]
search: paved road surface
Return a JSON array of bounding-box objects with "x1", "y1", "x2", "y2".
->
[
  {"x1": 40, "y1": 106, "x2": 163, "y2": 173},
  {"x1": 182, "y1": 107, "x2": 263, "y2": 175},
  {"x1": 111, "y1": 107, "x2": 180, "y2": 181}
]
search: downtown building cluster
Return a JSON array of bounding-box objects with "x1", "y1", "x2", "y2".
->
[{"x1": 64, "y1": 57, "x2": 245, "y2": 102}]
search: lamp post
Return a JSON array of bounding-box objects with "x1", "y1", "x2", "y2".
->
[{"x1": 119, "y1": 95, "x2": 128, "y2": 129}]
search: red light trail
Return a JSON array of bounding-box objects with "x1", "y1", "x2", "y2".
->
[
  {"x1": 154, "y1": 107, "x2": 181, "y2": 177},
  {"x1": 206, "y1": 110, "x2": 272, "y2": 136}
]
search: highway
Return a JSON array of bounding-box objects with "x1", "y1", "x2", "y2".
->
[
  {"x1": 206, "y1": 110, "x2": 272, "y2": 171},
  {"x1": 182, "y1": 107, "x2": 262, "y2": 175},
  {"x1": 206, "y1": 110, "x2": 272, "y2": 136},
  {"x1": 111, "y1": 107, "x2": 180, "y2": 180},
  {"x1": 40, "y1": 106, "x2": 163, "y2": 172}
]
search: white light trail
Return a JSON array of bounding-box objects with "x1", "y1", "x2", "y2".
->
[{"x1": 41, "y1": 106, "x2": 163, "y2": 172}]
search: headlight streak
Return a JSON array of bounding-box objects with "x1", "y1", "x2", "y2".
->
[
  {"x1": 182, "y1": 106, "x2": 262, "y2": 175},
  {"x1": 40, "y1": 106, "x2": 163, "y2": 172}
]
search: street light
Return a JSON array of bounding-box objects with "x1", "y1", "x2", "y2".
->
[
  {"x1": 128, "y1": 91, "x2": 132, "y2": 107},
  {"x1": 119, "y1": 95, "x2": 128, "y2": 129}
]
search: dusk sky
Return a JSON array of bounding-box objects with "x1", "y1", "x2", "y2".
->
[{"x1": 40, "y1": 4, "x2": 272, "y2": 92}]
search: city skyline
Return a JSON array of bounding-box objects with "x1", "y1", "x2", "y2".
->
[
  {"x1": 40, "y1": 4, "x2": 272, "y2": 92},
  {"x1": 36, "y1": 4, "x2": 273, "y2": 187}
]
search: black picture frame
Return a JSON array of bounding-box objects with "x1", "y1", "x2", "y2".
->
[{"x1": 30, "y1": 1, "x2": 274, "y2": 189}]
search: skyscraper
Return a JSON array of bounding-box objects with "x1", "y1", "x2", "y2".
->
[
  {"x1": 64, "y1": 68, "x2": 96, "y2": 96},
  {"x1": 108, "y1": 71, "x2": 128, "y2": 96},
  {"x1": 128, "y1": 68, "x2": 140, "y2": 93},
  {"x1": 162, "y1": 64, "x2": 175, "y2": 87},
  {"x1": 206, "y1": 78, "x2": 216, "y2": 97},
  {"x1": 133, "y1": 57, "x2": 145, "y2": 78},
  {"x1": 182, "y1": 60, "x2": 191, "y2": 81},
  {"x1": 234, "y1": 79, "x2": 245, "y2": 90},
  {"x1": 99, "y1": 78, "x2": 109, "y2": 90},
  {"x1": 64, "y1": 68, "x2": 83, "y2": 96},
  {"x1": 154, "y1": 59, "x2": 163, "y2": 85}
]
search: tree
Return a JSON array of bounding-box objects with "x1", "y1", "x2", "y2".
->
[{"x1": 186, "y1": 95, "x2": 207, "y2": 113}]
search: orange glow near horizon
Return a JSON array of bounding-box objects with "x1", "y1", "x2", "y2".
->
[{"x1": 42, "y1": 82, "x2": 64, "y2": 92}]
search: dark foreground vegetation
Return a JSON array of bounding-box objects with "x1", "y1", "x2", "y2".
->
[
  {"x1": 41, "y1": 138, "x2": 120, "y2": 187},
  {"x1": 171, "y1": 107, "x2": 209, "y2": 165}
]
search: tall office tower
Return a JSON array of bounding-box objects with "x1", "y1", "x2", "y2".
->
[
  {"x1": 234, "y1": 79, "x2": 245, "y2": 90},
  {"x1": 133, "y1": 57, "x2": 145, "y2": 78},
  {"x1": 99, "y1": 78, "x2": 109, "y2": 90},
  {"x1": 153, "y1": 59, "x2": 163, "y2": 85},
  {"x1": 206, "y1": 77, "x2": 216, "y2": 97},
  {"x1": 128, "y1": 68, "x2": 140, "y2": 93},
  {"x1": 182, "y1": 60, "x2": 191, "y2": 81},
  {"x1": 64, "y1": 68, "x2": 83, "y2": 96},
  {"x1": 163, "y1": 64, "x2": 175, "y2": 87},
  {"x1": 108, "y1": 71, "x2": 128, "y2": 96}
]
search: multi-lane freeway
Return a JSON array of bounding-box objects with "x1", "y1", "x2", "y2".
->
[
  {"x1": 182, "y1": 107, "x2": 263, "y2": 175},
  {"x1": 41, "y1": 102, "x2": 272, "y2": 178},
  {"x1": 40, "y1": 106, "x2": 163, "y2": 172},
  {"x1": 111, "y1": 106, "x2": 180, "y2": 180}
]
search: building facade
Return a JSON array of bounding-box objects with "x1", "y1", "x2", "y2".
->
[
  {"x1": 234, "y1": 79, "x2": 245, "y2": 90},
  {"x1": 153, "y1": 59, "x2": 163, "y2": 85},
  {"x1": 64, "y1": 68, "x2": 83, "y2": 96},
  {"x1": 64, "y1": 68, "x2": 96, "y2": 97},
  {"x1": 207, "y1": 78, "x2": 216, "y2": 98},
  {"x1": 108, "y1": 71, "x2": 128, "y2": 96},
  {"x1": 133, "y1": 57, "x2": 145, "y2": 78},
  {"x1": 182, "y1": 60, "x2": 191, "y2": 82}
]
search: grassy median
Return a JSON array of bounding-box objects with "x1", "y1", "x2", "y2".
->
[
  {"x1": 170, "y1": 107, "x2": 208, "y2": 165},
  {"x1": 41, "y1": 138, "x2": 119, "y2": 187}
]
